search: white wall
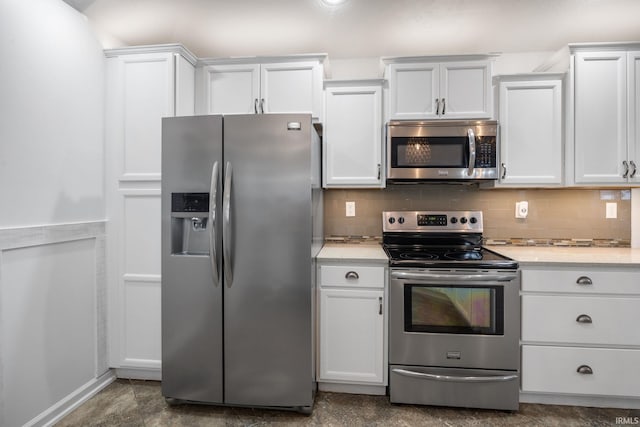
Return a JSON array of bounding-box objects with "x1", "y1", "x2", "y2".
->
[
  {"x1": 0, "y1": 0, "x2": 105, "y2": 228},
  {"x1": 0, "y1": 1, "x2": 108, "y2": 426}
]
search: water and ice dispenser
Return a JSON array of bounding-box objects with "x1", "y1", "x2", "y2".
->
[{"x1": 170, "y1": 192, "x2": 210, "y2": 256}]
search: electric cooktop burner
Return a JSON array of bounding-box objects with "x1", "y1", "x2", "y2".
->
[{"x1": 382, "y1": 210, "x2": 518, "y2": 270}]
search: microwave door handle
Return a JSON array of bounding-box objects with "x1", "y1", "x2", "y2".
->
[{"x1": 467, "y1": 128, "x2": 476, "y2": 177}]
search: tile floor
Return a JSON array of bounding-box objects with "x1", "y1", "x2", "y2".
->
[{"x1": 56, "y1": 379, "x2": 637, "y2": 426}]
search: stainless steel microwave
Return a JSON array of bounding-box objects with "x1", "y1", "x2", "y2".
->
[{"x1": 387, "y1": 120, "x2": 498, "y2": 182}]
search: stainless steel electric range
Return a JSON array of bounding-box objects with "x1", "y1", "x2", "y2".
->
[{"x1": 383, "y1": 210, "x2": 520, "y2": 411}]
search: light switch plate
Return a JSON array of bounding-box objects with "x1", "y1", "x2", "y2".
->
[
  {"x1": 346, "y1": 201, "x2": 356, "y2": 217},
  {"x1": 606, "y1": 202, "x2": 617, "y2": 219}
]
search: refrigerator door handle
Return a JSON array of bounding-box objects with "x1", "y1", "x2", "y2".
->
[
  {"x1": 223, "y1": 162, "x2": 234, "y2": 287},
  {"x1": 209, "y1": 161, "x2": 220, "y2": 286}
]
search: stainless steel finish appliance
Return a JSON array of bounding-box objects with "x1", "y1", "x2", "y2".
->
[
  {"x1": 386, "y1": 120, "x2": 498, "y2": 182},
  {"x1": 383, "y1": 211, "x2": 520, "y2": 411},
  {"x1": 161, "y1": 114, "x2": 322, "y2": 413}
]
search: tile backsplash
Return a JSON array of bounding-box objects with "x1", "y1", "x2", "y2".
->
[{"x1": 324, "y1": 186, "x2": 631, "y2": 244}]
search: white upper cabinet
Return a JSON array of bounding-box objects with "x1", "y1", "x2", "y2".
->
[
  {"x1": 385, "y1": 57, "x2": 493, "y2": 120},
  {"x1": 197, "y1": 56, "x2": 325, "y2": 121},
  {"x1": 495, "y1": 74, "x2": 564, "y2": 186},
  {"x1": 570, "y1": 44, "x2": 640, "y2": 185},
  {"x1": 323, "y1": 80, "x2": 384, "y2": 188}
]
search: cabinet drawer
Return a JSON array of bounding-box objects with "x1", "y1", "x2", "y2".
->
[
  {"x1": 320, "y1": 265, "x2": 385, "y2": 288},
  {"x1": 522, "y1": 268, "x2": 640, "y2": 294},
  {"x1": 522, "y1": 295, "x2": 640, "y2": 346},
  {"x1": 522, "y1": 345, "x2": 640, "y2": 397}
]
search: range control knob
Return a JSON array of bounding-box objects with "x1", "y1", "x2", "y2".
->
[
  {"x1": 470, "y1": 216, "x2": 478, "y2": 224},
  {"x1": 398, "y1": 217, "x2": 405, "y2": 224},
  {"x1": 388, "y1": 217, "x2": 396, "y2": 224},
  {"x1": 460, "y1": 217, "x2": 468, "y2": 224},
  {"x1": 450, "y1": 217, "x2": 458, "y2": 224}
]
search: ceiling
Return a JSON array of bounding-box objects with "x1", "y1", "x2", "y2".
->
[{"x1": 66, "y1": 0, "x2": 640, "y2": 59}]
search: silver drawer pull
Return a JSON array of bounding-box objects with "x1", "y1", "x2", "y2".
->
[
  {"x1": 345, "y1": 271, "x2": 359, "y2": 280},
  {"x1": 576, "y1": 276, "x2": 593, "y2": 286},
  {"x1": 576, "y1": 314, "x2": 593, "y2": 324},
  {"x1": 576, "y1": 365, "x2": 593, "y2": 375}
]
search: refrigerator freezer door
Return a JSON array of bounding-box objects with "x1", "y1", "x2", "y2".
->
[
  {"x1": 222, "y1": 114, "x2": 314, "y2": 408},
  {"x1": 161, "y1": 115, "x2": 224, "y2": 403}
]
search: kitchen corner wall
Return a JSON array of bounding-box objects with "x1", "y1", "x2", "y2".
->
[{"x1": 324, "y1": 187, "x2": 631, "y2": 243}]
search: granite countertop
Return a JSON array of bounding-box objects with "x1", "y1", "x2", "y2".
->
[
  {"x1": 486, "y1": 245, "x2": 640, "y2": 266},
  {"x1": 317, "y1": 243, "x2": 388, "y2": 263}
]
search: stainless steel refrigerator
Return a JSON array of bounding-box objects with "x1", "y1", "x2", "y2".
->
[{"x1": 161, "y1": 114, "x2": 322, "y2": 413}]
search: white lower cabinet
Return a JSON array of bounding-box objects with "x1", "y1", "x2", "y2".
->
[
  {"x1": 520, "y1": 265, "x2": 640, "y2": 404},
  {"x1": 317, "y1": 263, "x2": 387, "y2": 392}
]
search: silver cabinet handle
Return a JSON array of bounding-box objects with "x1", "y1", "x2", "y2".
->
[
  {"x1": 576, "y1": 365, "x2": 593, "y2": 375},
  {"x1": 254, "y1": 98, "x2": 258, "y2": 114},
  {"x1": 392, "y1": 368, "x2": 518, "y2": 383},
  {"x1": 576, "y1": 276, "x2": 593, "y2": 286},
  {"x1": 378, "y1": 297, "x2": 383, "y2": 315},
  {"x1": 209, "y1": 161, "x2": 220, "y2": 286},
  {"x1": 467, "y1": 128, "x2": 476, "y2": 177},
  {"x1": 501, "y1": 162, "x2": 507, "y2": 179},
  {"x1": 260, "y1": 98, "x2": 265, "y2": 114},
  {"x1": 377, "y1": 163, "x2": 381, "y2": 180},
  {"x1": 441, "y1": 98, "x2": 446, "y2": 115},
  {"x1": 223, "y1": 162, "x2": 233, "y2": 287},
  {"x1": 630, "y1": 160, "x2": 637, "y2": 178},
  {"x1": 345, "y1": 271, "x2": 359, "y2": 280},
  {"x1": 623, "y1": 160, "x2": 629, "y2": 178},
  {"x1": 576, "y1": 314, "x2": 593, "y2": 324},
  {"x1": 435, "y1": 98, "x2": 440, "y2": 115}
]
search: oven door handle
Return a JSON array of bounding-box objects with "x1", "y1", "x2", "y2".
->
[
  {"x1": 390, "y1": 271, "x2": 517, "y2": 282},
  {"x1": 392, "y1": 368, "x2": 518, "y2": 383}
]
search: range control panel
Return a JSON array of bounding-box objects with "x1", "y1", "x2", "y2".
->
[{"x1": 383, "y1": 210, "x2": 483, "y2": 233}]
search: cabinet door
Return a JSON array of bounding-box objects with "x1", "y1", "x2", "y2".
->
[
  {"x1": 323, "y1": 84, "x2": 383, "y2": 187},
  {"x1": 629, "y1": 51, "x2": 640, "y2": 184},
  {"x1": 388, "y1": 63, "x2": 438, "y2": 120},
  {"x1": 498, "y1": 79, "x2": 563, "y2": 185},
  {"x1": 260, "y1": 61, "x2": 323, "y2": 120},
  {"x1": 440, "y1": 61, "x2": 492, "y2": 119},
  {"x1": 201, "y1": 63, "x2": 260, "y2": 114},
  {"x1": 319, "y1": 288, "x2": 384, "y2": 384},
  {"x1": 574, "y1": 51, "x2": 628, "y2": 184},
  {"x1": 106, "y1": 51, "x2": 193, "y2": 371}
]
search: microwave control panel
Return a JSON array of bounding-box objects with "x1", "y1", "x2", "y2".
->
[{"x1": 475, "y1": 137, "x2": 496, "y2": 168}]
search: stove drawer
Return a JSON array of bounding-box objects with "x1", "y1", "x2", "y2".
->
[
  {"x1": 522, "y1": 345, "x2": 640, "y2": 397},
  {"x1": 319, "y1": 265, "x2": 385, "y2": 288},
  {"x1": 522, "y1": 295, "x2": 640, "y2": 346},
  {"x1": 389, "y1": 365, "x2": 519, "y2": 410}
]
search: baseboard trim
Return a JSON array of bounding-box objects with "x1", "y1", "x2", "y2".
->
[
  {"x1": 318, "y1": 382, "x2": 387, "y2": 396},
  {"x1": 26, "y1": 370, "x2": 116, "y2": 427},
  {"x1": 115, "y1": 367, "x2": 162, "y2": 381},
  {"x1": 520, "y1": 392, "x2": 640, "y2": 409}
]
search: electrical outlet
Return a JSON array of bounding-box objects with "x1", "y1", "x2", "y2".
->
[
  {"x1": 606, "y1": 202, "x2": 617, "y2": 219},
  {"x1": 346, "y1": 201, "x2": 356, "y2": 217},
  {"x1": 515, "y1": 201, "x2": 528, "y2": 219}
]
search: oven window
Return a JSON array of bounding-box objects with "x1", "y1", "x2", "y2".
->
[
  {"x1": 404, "y1": 284, "x2": 504, "y2": 335},
  {"x1": 391, "y1": 136, "x2": 467, "y2": 168}
]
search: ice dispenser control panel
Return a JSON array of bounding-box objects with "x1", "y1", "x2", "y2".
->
[
  {"x1": 171, "y1": 192, "x2": 209, "y2": 213},
  {"x1": 170, "y1": 193, "x2": 210, "y2": 256}
]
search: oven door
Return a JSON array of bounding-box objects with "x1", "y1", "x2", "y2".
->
[{"x1": 389, "y1": 269, "x2": 520, "y2": 371}]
